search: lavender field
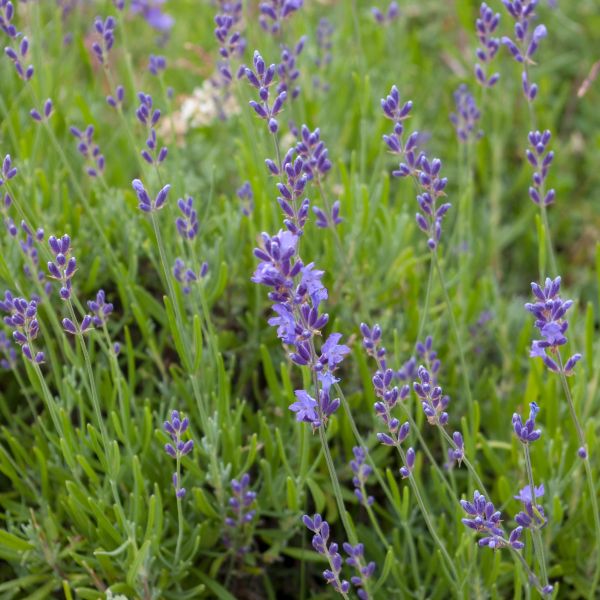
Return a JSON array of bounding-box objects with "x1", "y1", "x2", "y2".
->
[{"x1": 1, "y1": 0, "x2": 600, "y2": 598}]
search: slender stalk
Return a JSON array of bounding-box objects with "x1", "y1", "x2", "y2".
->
[
  {"x1": 393, "y1": 444, "x2": 461, "y2": 590},
  {"x1": 417, "y1": 259, "x2": 435, "y2": 342},
  {"x1": 557, "y1": 356, "x2": 600, "y2": 597},
  {"x1": 523, "y1": 445, "x2": 549, "y2": 589},
  {"x1": 174, "y1": 454, "x2": 184, "y2": 564},
  {"x1": 432, "y1": 251, "x2": 474, "y2": 432}
]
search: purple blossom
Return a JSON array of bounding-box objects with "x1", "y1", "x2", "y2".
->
[
  {"x1": 30, "y1": 99, "x2": 53, "y2": 123},
  {"x1": 70, "y1": 125, "x2": 105, "y2": 177},
  {"x1": 289, "y1": 389, "x2": 319, "y2": 424},
  {"x1": 0, "y1": 329, "x2": 17, "y2": 369},
  {"x1": 175, "y1": 196, "x2": 199, "y2": 240},
  {"x1": 343, "y1": 542, "x2": 376, "y2": 600},
  {"x1": 91, "y1": 16, "x2": 115, "y2": 65},
  {"x1": 276, "y1": 37, "x2": 305, "y2": 100},
  {"x1": 461, "y1": 490, "x2": 525, "y2": 550},
  {"x1": 512, "y1": 402, "x2": 542, "y2": 443},
  {"x1": 243, "y1": 50, "x2": 288, "y2": 134},
  {"x1": 47, "y1": 234, "x2": 77, "y2": 300},
  {"x1": 135, "y1": 92, "x2": 168, "y2": 165},
  {"x1": 371, "y1": 2, "x2": 399, "y2": 26},
  {"x1": 413, "y1": 365, "x2": 450, "y2": 426},
  {"x1": 303, "y1": 514, "x2": 350, "y2": 595},
  {"x1": 350, "y1": 446, "x2": 374, "y2": 507},
  {"x1": 106, "y1": 84, "x2": 125, "y2": 109},
  {"x1": 514, "y1": 484, "x2": 547, "y2": 529},
  {"x1": 173, "y1": 258, "x2": 207, "y2": 294},
  {"x1": 0, "y1": 293, "x2": 44, "y2": 363},
  {"x1": 87, "y1": 289, "x2": 113, "y2": 327},
  {"x1": 4, "y1": 35, "x2": 34, "y2": 80},
  {"x1": 224, "y1": 473, "x2": 257, "y2": 555},
  {"x1": 163, "y1": 410, "x2": 194, "y2": 498},
  {"x1": 450, "y1": 84, "x2": 482, "y2": 143},
  {"x1": 0, "y1": 0, "x2": 18, "y2": 39},
  {"x1": 526, "y1": 130, "x2": 555, "y2": 206},
  {"x1": 360, "y1": 322, "x2": 387, "y2": 368},
  {"x1": 525, "y1": 276, "x2": 580, "y2": 374},
  {"x1": 131, "y1": 0, "x2": 174, "y2": 32},
  {"x1": 474, "y1": 3, "x2": 500, "y2": 87},
  {"x1": 132, "y1": 179, "x2": 171, "y2": 213},
  {"x1": 237, "y1": 181, "x2": 254, "y2": 216},
  {"x1": 313, "y1": 18, "x2": 333, "y2": 92},
  {"x1": 148, "y1": 54, "x2": 166, "y2": 76},
  {"x1": 259, "y1": 0, "x2": 303, "y2": 35},
  {"x1": 295, "y1": 125, "x2": 332, "y2": 181}
]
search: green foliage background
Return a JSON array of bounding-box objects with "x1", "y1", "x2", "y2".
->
[{"x1": 1, "y1": 0, "x2": 600, "y2": 598}]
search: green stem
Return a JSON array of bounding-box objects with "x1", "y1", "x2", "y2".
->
[
  {"x1": 523, "y1": 445, "x2": 549, "y2": 589},
  {"x1": 417, "y1": 258, "x2": 435, "y2": 342},
  {"x1": 175, "y1": 454, "x2": 184, "y2": 564},
  {"x1": 432, "y1": 251, "x2": 474, "y2": 434},
  {"x1": 394, "y1": 444, "x2": 461, "y2": 590},
  {"x1": 557, "y1": 357, "x2": 600, "y2": 597}
]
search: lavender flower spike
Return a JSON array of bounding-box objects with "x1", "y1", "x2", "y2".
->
[
  {"x1": 512, "y1": 402, "x2": 541, "y2": 444},
  {"x1": 132, "y1": 178, "x2": 171, "y2": 212},
  {"x1": 350, "y1": 447, "x2": 374, "y2": 507},
  {"x1": 164, "y1": 410, "x2": 194, "y2": 498},
  {"x1": 0, "y1": 293, "x2": 44, "y2": 363},
  {"x1": 303, "y1": 514, "x2": 350, "y2": 595},
  {"x1": 224, "y1": 473, "x2": 257, "y2": 555},
  {"x1": 450, "y1": 85, "x2": 482, "y2": 143},
  {"x1": 474, "y1": 3, "x2": 500, "y2": 87}
]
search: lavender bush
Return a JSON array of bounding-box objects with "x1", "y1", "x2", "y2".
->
[{"x1": 0, "y1": 1, "x2": 598, "y2": 598}]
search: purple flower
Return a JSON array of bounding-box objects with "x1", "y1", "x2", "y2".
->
[
  {"x1": 289, "y1": 389, "x2": 319, "y2": 425},
  {"x1": 0, "y1": 292, "x2": 44, "y2": 363},
  {"x1": 526, "y1": 130, "x2": 555, "y2": 206},
  {"x1": 474, "y1": 3, "x2": 500, "y2": 87},
  {"x1": 87, "y1": 289, "x2": 114, "y2": 327},
  {"x1": 413, "y1": 365, "x2": 450, "y2": 426},
  {"x1": 135, "y1": 92, "x2": 168, "y2": 165},
  {"x1": 30, "y1": 99, "x2": 53, "y2": 123},
  {"x1": 525, "y1": 277, "x2": 580, "y2": 374},
  {"x1": 224, "y1": 473, "x2": 257, "y2": 555},
  {"x1": 512, "y1": 402, "x2": 541, "y2": 444},
  {"x1": 4, "y1": 35, "x2": 34, "y2": 80},
  {"x1": 132, "y1": 179, "x2": 170, "y2": 213},
  {"x1": 70, "y1": 125, "x2": 105, "y2": 177},
  {"x1": 237, "y1": 181, "x2": 254, "y2": 216},
  {"x1": 106, "y1": 84, "x2": 124, "y2": 109},
  {"x1": 47, "y1": 234, "x2": 78, "y2": 300},
  {"x1": 259, "y1": 0, "x2": 303, "y2": 35},
  {"x1": 175, "y1": 196, "x2": 199, "y2": 240},
  {"x1": 318, "y1": 333, "x2": 350, "y2": 370},
  {"x1": 514, "y1": 484, "x2": 547, "y2": 529},
  {"x1": 148, "y1": 54, "x2": 166, "y2": 76},
  {"x1": 461, "y1": 490, "x2": 524, "y2": 550},
  {"x1": 303, "y1": 514, "x2": 350, "y2": 595},
  {"x1": 91, "y1": 16, "x2": 116, "y2": 65},
  {"x1": 450, "y1": 84, "x2": 482, "y2": 142},
  {"x1": 131, "y1": 0, "x2": 174, "y2": 32},
  {"x1": 164, "y1": 410, "x2": 194, "y2": 497},
  {"x1": 350, "y1": 446, "x2": 374, "y2": 507},
  {"x1": 313, "y1": 18, "x2": 333, "y2": 92},
  {"x1": 0, "y1": 0, "x2": 18, "y2": 39},
  {"x1": 276, "y1": 37, "x2": 305, "y2": 100},
  {"x1": 173, "y1": 258, "x2": 207, "y2": 294},
  {"x1": 0, "y1": 330, "x2": 17, "y2": 369},
  {"x1": 371, "y1": 2, "x2": 399, "y2": 25},
  {"x1": 243, "y1": 50, "x2": 287, "y2": 134},
  {"x1": 343, "y1": 542, "x2": 376, "y2": 600}
]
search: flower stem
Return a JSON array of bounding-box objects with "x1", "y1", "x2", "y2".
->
[{"x1": 523, "y1": 445, "x2": 549, "y2": 589}]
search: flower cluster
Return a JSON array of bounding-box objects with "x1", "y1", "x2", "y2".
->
[
  {"x1": 148, "y1": 54, "x2": 166, "y2": 76},
  {"x1": 371, "y1": 2, "x2": 400, "y2": 26},
  {"x1": 131, "y1": 0, "x2": 174, "y2": 33},
  {"x1": 295, "y1": 125, "x2": 332, "y2": 182},
  {"x1": 344, "y1": 543, "x2": 376, "y2": 600},
  {"x1": 252, "y1": 230, "x2": 348, "y2": 427},
  {"x1": 514, "y1": 484, "x2": 547, "y2": 530},
  {"x1": 303, "y1": 514, "x2": 350, "y2": 595},
  {"x1": 163, "y1": 410, "x2": 194, "y2": 498},
  {"x1": 106, "y1": 84, "x2": 124, "y2": 110},
  {"x1": 5, "y1": 36, "x2": 33, "y2": 81},
  {"x1": 474, "y1": 2, "x2": 500, "y2": 87},
  {"x1": 372, "y1": 366, "x2": 410, "y2": 447},
  {"x1": 270, "y1": 153, "x2": 310, "y2": 235},
  {"x1": 450, "y1": 84, "x2": 482, "y2": 143},
  {"x1": 237, "y1": 181, "x2": 254, "y2": 216},
  {"x1": 70, "y1": 125, "x2": 105, "y2": 177},
  {"x1": 132, "y1": 179, "x2": 171, "y2": 213},
  {"x1": 87, "y1": 289, "x2": 114, "y2": 327},
  {"x1": 224, "y1": 473, "x2": 257, "y2": 555},
  {"x1": 276, "y1": 38, "x2": 305, "y2": 100},
  {"x1": 413, "y1": 365, "x2": 450, "y2": 426},
  {"x1": 524, "y1": 276, "x2": 581, "y2": 374},
  {"x1": 136, "y1": 92, "x2": 168, "y2": 166},
  {"x1": 259, "y1": 0, "x2": 303, "y2": 35},
  {"x1": 214, "y1": 12, "x2": 244, "y2": 84},
  {"x1": 175, "y1": 196, "x2": 199, "y2": 240},
  {"x1": 244, "y1": 50, "x2": 287, "y2": 134},
  {"x1": 501, "y1": 1, "x2": 547, "y2": 101},
  {"x1": 47, "y1": 234, "x2": 76, "y2": 300},
  {"x1": 349, "y1": 446, "x2": 374, "y2": 507},
  {"x1": 1, "y1": 154, "x2": 16, "y2": 214},
  {"x1": 512, "y1": 401, "x2": 541, "y2": 443},
  {"x1": 0, "y1": 0, "x2": 17, "y2": 39},
  {"x1": 461, "y1": 490, "x2": 525, "y2": 550},
  {"x1": 313, "y1": 18, "x2": 333, "y2": 92},
  {"x1": 173, "y1": 259, "x2": 208, "y2": 295},
  {"x1": 0, "y1": 293, "x2": 44, "y2": 363},
  {"x1": 18, "y1": 221, "x2": 50, "y2": 294},
  {"x1": 360, "y1": 322, "x2": 387, "y2": 368},
  {"x1": 525, "y1": 130, "x2": 555, "y2": 206},
  {"x1": 30, "y1": 99, "x2": 53, "y2": 123},
  {"x1": 0, "y1": 330, "x2": 16, "y2": 369},
  {"x1": 91, "y1": 16, "x2": 115, "y2": 65}
]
